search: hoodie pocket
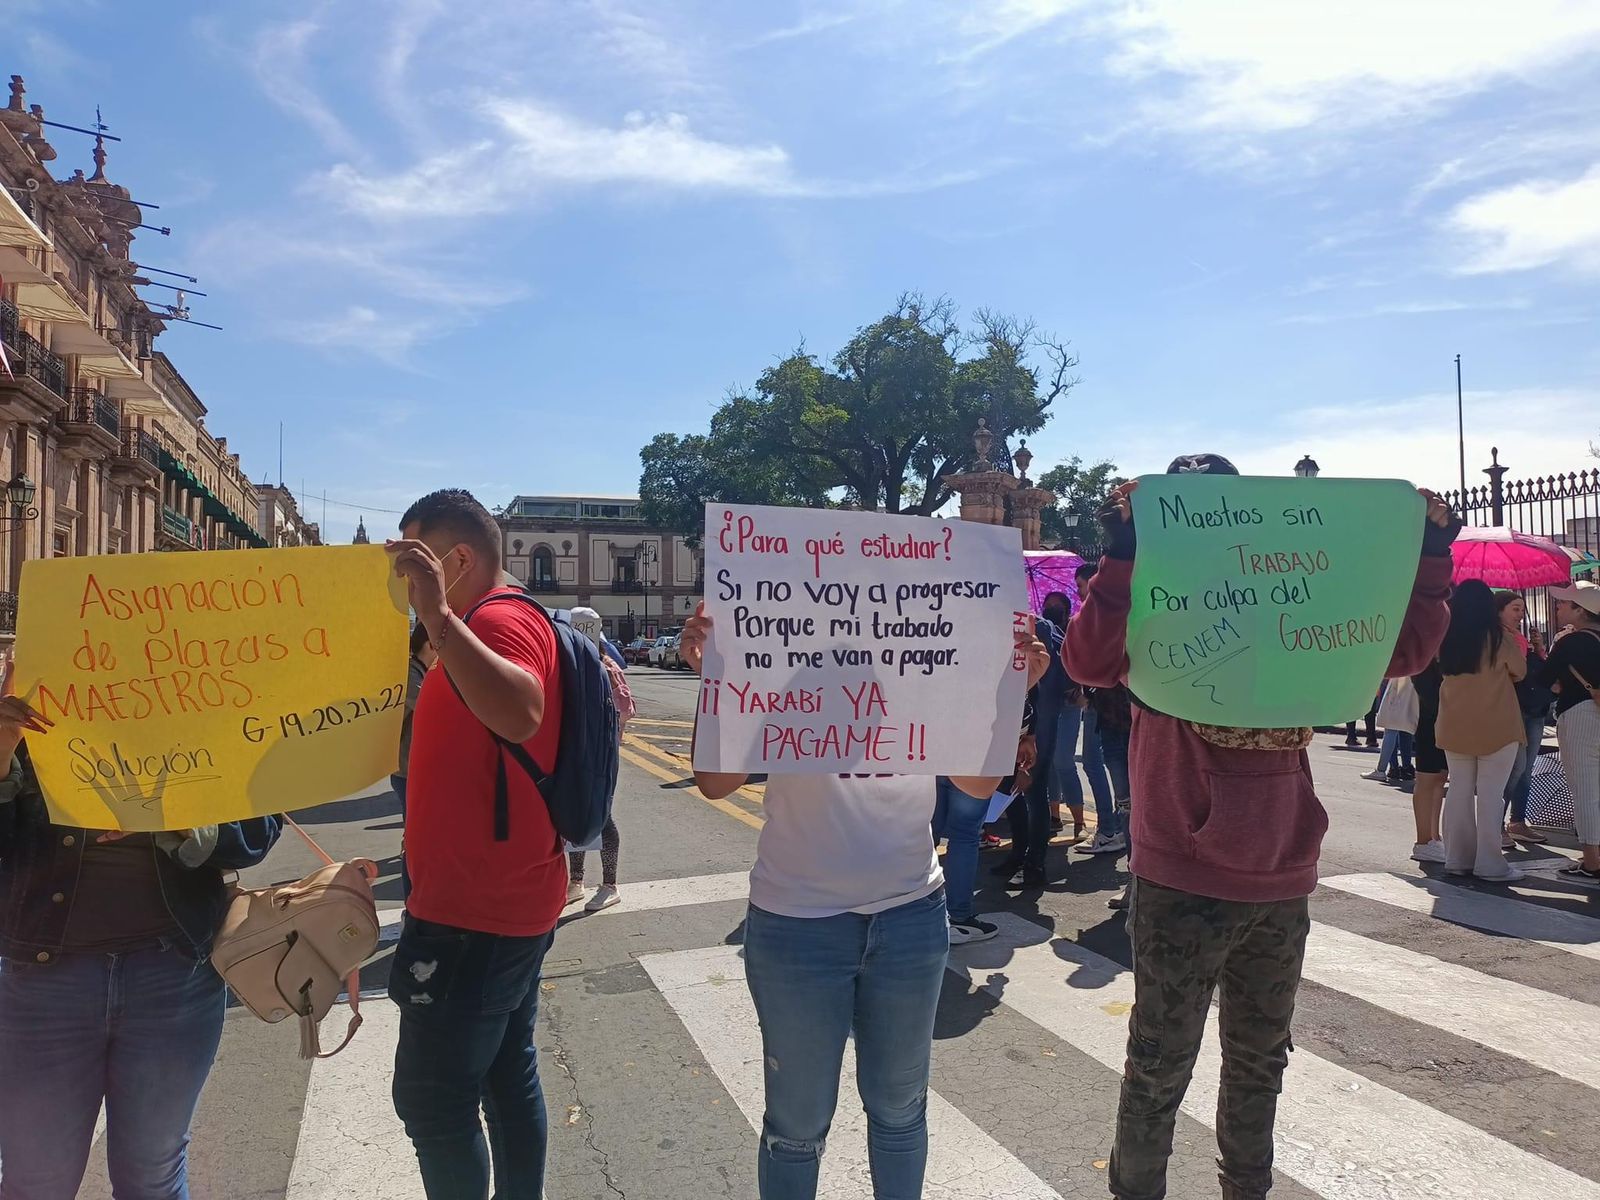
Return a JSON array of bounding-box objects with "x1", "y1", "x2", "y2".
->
[{"x1": 1191, "y1": 768, "x2": 1328, "y2": 873}]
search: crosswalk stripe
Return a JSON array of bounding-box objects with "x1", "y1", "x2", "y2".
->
[
  {"x1": 641, "y1": 944, "x2": 1063, "y2": 1199},
  {"x1": 285, "y1": 1000, "x2": 420, "y2": 1199},
  {"x1": 1302, "y1": 921, "x2": 1600, "y2": 1091},
  {"x1": 1319, "y1": 871, "x2": 1600, "y2": 963},
  {"x1": 954, "y1": 913, "x2": 1600, "y2": 1199},
  {"x1": 374, "y1": 870, "x2": 752, "y2": 944}
]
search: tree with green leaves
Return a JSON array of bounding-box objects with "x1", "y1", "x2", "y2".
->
[
  {"x1": 1038, "y1": 457, "x2": 1127, "y2": 558},
  {"x1": 638, "y1": 295, "x2": 1077, "y2": 536}
]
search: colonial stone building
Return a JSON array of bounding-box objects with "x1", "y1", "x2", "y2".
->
[
  {"x1": 497, "y1": 494, "x2": 703, "y2": 642},
  {"x1": 256, "y1": 483, "x2": 322, "y2": 548},
  {"x1": 0, "y1": 73, "x2": 269, "y2": 640}
]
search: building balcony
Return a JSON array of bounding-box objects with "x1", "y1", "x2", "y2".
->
[
  {"x1": 161, "y1": 505, "x2": 197, "y2": 548},
  {"x1": 610, "y1": 580, "x2": 643, "y2": 594},
  {"x1": 56, "y1": 387, "x2": 123, "y2": 459},
  {"x1": 0, "y1": 591, "x2": 16, "y2": 636},
  {"x1": 528, "y1": 578, "x2": 560, "y2": 594},
  {"x1": 0, "y1": 298, "x2": 67, "y2": 420},
  {"x1": 110, "y1": 425, "x2": 162, "y2": 483}
]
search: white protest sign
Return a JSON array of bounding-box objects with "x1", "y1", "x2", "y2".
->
[{"x1": 693, "y1": 503, "x2": 1029, "y2": 777}]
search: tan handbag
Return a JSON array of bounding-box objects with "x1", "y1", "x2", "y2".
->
[{"x1": 210, "y1": 817, "x2": 380, "y2": 1059}]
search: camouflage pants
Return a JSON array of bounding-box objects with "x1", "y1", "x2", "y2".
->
[{"x1": 1109, "y1": 878, "x2": 1309, "y2": 1200}]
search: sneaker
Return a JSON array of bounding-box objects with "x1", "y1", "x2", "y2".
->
[
  {"x1": 979, "y1": 833, "x2": 1005, "y2": 850},
  {"x1": 1410, "y1": 840, "x2": 1447, "y2": 864},
  {"x1": 1475, "y1": 865, "x2": 1526, "y2": 883},
  {"x1": 1005, "y1": 866, "x2": 1048, "y2": 890},
  {"x1": 585, "y1": 884, "x2": 620, "y2": 912},
  {"x1": 1077, "y1": 831, "x2": 1128, "y2": 855},
  {"x1": 1048, "y1": 817, "x2": 1064, "y2": 833},
  {"x1": 1558, "y1": 863, "x2": 1600, "y2": 882},
  {"x1": 1506, "y1": 823, "x2": 1548, "y2": 845},
  {"x1": 1108, "y1": 886, "x2": 1131, "y2": 910},
  {"x1": 948, "y1": 918, "x2": 999, "y2": 945},
  {"x1": 1361, "y1": 769, "x2": 1391, "y2": 783},
  {"x1": 565, "y1": 880, "x2": 586, "y2": 905}
]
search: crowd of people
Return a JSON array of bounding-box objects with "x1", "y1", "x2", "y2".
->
[
  {"x1": 4, "y1": 466, "x2": 1598, "y2": 1200},
  {"x1": 1340, "y1": 576, "x2": 1600, "y2": 884}
]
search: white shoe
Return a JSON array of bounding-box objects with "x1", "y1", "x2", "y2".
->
[
  {"x1": 585, "y1": 884, "x2": 620, "y2": 912},
  {"x1": 948, "y1": 918, "x2": 999, "y2": 945},
  {"x1": 1077, "y1": 832, "x2": 1128, "y2": 855},
  {"x1": 1361, "y1": 769, "x2": 1390, "y2": 782},
  {"x1": 565, "y1": 881, "x2": 585, "y2": 905},
  {"x1": 1475, "y1": 865, "x2": 1526, "y2": 883},
  {"x1": 1410, "y1": 840, "x2": 1446, "y2": 864}
]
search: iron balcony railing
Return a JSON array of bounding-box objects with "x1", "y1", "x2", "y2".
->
[
  {"x1": 610, "y1": 580, "x2": 643, "y2": 594},
  {"x1": 63, "y1": 387, "x2": 121, "y2": 436},
  {"x1": 0, "y1": 298, "x2": 66, "y2": 399},
  {"x1": 119, "y1": 426, "x2": 161, "y2": 468},
  {"x1": 0, "y1": 591, "x2": 16, "y2": 635},
  {"x1": 527, "y1": 579, "x2": 560, "y2": 593}
]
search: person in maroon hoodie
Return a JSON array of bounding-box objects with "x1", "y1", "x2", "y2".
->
[{"x1": 1064, "y1": 453, "x2": 1458, "y2": 1200}]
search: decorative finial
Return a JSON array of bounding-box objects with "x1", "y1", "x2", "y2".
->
[
  {"x1": 1013, "y1": 439, "x2": 1033, "y2": 483},
  {"x1": 90, "y1": 126, "x2": 108, "y2": 182},
  {"x1": 973, "y1": 418, "x2": 993, "y2": 469},
  {"x1": 353, "y1": 516, "x2": 370, "y2": 545},
  {"x1": 7, "y1": 77, "x2": 24, "y2": 112}
]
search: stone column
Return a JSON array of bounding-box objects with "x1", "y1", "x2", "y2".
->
[
  {"x1": 1007, "y1": 442, "x2": 1056, "y2": 552},
  {"x1": 942, "y1": 419, "x2": 1018, "y2": 528}
]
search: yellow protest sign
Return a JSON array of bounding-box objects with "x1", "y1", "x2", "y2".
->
[{"x1": 12, "y1": 545, "x2": 410, "y2": 832}]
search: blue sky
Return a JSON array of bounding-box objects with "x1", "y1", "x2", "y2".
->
[{"x1": 15, "y1": 0, "x2": 1600, "y2": 542}]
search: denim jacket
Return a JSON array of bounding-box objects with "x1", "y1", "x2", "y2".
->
[{"x1": 0, "y1": 744, "x2": 281, "y2": 965}]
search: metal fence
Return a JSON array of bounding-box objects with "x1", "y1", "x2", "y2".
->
[{"x1": 1441, "y1": 448, "x2": 1600, "y2": 628}]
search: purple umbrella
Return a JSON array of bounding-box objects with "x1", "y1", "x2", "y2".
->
[{"x1": 1024, "y1": 550, "x2": 1085, "y2": 617}]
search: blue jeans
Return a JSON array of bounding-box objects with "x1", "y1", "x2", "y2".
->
[
  {"x1": 1013, "y1": 701, "x2": 1064, "y2": 869},
  {"x1": 1376, "y1": 729, "x2": 1415, "y2": 774},
  {"x1": 743, "y1": 888, "x2": 950, "y2": 1200},
  {"x1": 1049, "y1": 705, "x2": 1086, "y2": 812},
  {"x1": 390, "y1": 916, "x2": 556, "y2": 1200},
  {"x1": 1079, "y1": 708, "x2": 1116, "y2": 831},
  {"x1": 1098, "y1": 722, "x2": 1130, "y2": 839},
  {"x1": 1503, "y1": 714, "x2": 1548, "y2": 824},
  {"x1": 0, "y1": 945, "x2": 226, "y2": 1200},
  {"x1": 932, "y1": 779, "x2": 989, "y2": 923}
]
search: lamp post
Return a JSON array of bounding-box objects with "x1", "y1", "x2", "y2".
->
[
  {"x1": 1293, "y1": 455, "x2": 1320, "y2": 478},
  {"x1": 640, "y1": 543, "x2": 659, "y2": 638},
  {"x1": 1062, "y1": 510, "x2": 1080, "y2": 554},
  {"x1": 0, "y1": 474, "x2": 39, "y2": 527}
]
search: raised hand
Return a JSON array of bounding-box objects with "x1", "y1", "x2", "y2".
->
[{"x1": 680, "y1": 602, "x2": 711, "y2": 674}]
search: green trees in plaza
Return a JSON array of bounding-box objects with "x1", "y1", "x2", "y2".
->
[{"x1": 639, "y1": 295, "x2": 1080, "y2": 538}]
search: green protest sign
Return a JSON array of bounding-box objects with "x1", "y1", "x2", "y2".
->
[{"x1": 1125, "y1": 475, "x2": 1424, "y2": 727}]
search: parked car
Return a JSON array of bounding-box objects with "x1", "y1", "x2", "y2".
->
[
  {"x1": 662, "y1": 634, "x2": 690, "y2": 670},
  {"x1": 623, "y1": 637, "x2": 651, "y2": 665},
  {"x1": 647, "y1": 635, "x2": 674, "y2": 667}
]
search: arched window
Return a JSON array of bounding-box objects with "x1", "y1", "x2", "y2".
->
[{"x1": 530, "y1": 546, "x2": 556, "y2": 588}]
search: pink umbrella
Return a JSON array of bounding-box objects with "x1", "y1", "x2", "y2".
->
[
  {"x1": 1023, "y1": 550, "x2": 1085, "y2": 615},
  {"x1": 1450, "y1": 526, "x2": 1572, "y2": 588}
]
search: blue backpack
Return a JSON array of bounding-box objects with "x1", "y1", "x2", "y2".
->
[{"x1": 450, "y1": 590, "x2": 619, "y2": 848}]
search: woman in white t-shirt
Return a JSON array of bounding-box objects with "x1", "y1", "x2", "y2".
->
[{"x1": 682, "y1": 608, "x2": 1049, "y2": 1200}]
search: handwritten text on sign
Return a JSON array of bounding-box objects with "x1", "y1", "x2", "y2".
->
[
  {"x1": 14, "y1": 546, "x2": 410, "y2": 831},
  {"x1": 694, "y1": 504, "x2": 1029, "y2": 776},
  {"x1": 1124, "y1": 475, "x2": 1424, "y2": 727}
]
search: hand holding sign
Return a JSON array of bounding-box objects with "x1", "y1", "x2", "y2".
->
[
  {"x1": 694, "y1": 503, "x2": 1029, "y2": 777},
  {"x1": 1124, "y1": 475, "x2": 1427, "y2": 728}
]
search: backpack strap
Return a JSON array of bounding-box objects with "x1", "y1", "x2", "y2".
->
[{"x1": 441, "y1": 590, "x2": 557, "y2": 842}]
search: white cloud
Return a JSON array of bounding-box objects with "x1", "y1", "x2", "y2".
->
[
  {"x1": 247, "y1": 19, "x2": 365, "y2": 158},
  {"x1": 1277, "y1": 298, "x2": 1531, "y2": 325},
  {"x1": 1449, "y1": 164, "x2": 1600, "y2": 275},
  {"x1": 741, "y1": 12, "x2": 859, "y2": 49},
  {"x1": 280, "y1": 305, "x2": 435, "y2": 365},
  {"x1": 1095, "y1": 0, "x2": 1600, "y2": 133}
]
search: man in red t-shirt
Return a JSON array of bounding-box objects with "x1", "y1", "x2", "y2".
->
[{"x1": 385, "y1": 489, "x2": 564, "y2": 1199}]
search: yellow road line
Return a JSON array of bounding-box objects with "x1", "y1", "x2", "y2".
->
[
  {"x1": 618, "y1": 743, "x2": 765, "y2": 831},
  {"x1": 628, "y1": 718, "x2": 694, "y2": 728},
  {"x1": 623, "y1": 733, "x2": 766, "y2": 809}
]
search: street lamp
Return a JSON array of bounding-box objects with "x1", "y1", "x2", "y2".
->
[
  {"x1": 0, "y1": 474, "x2": 39, "y2": 527},
  {"x1": 1293, "y1": 455, "x2": 1320, "y2": 478},
  {"x1": 1062, "y1": 510, "x2": 1080, "y2": 554},
  {"x1": 639, "y1": 543, "x2": 659, "y2": 638}
]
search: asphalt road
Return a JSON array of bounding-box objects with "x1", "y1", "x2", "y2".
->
[{"x1": 65, "y1": 664, "x2": 1600, "y2": 1200}]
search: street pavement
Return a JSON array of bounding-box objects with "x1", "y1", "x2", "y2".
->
[{"x1": 70, "y1": 665, "x2": 1600, "y2": 1199}]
